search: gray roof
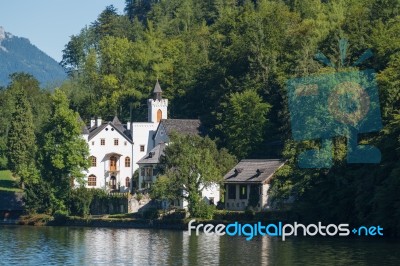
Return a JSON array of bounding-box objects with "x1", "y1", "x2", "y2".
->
[
  {"x1": 137, "y1": 143, "x2": 166, "y2": 164},
  {"x1": 153, "y1": 80, "x2": 162, "y2": 93},
  {"x1": 224, "y1": 159, "x2": 286, "y2": 184},
  {"x1": 88, "y1": 116, "x2": 132, "y2": 143},
  {"x1": 159, "y1": 119, "x2": 201, "y2": 136},
  {"x1": 0, "y1": 192, "x2": 24, "y2": 211}
]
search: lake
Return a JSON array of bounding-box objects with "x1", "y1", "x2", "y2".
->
[{"x1": 1, "y1": 225, "x2": 399, "y2": 265}]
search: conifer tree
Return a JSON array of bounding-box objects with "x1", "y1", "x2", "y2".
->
[{"x1": 7, "y1": 87, "x2": 37, "y2": 188}]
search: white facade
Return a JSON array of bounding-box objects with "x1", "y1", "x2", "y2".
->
[
  {"x1": 85, "y1": 119, "x2": 134, "y2": 192},
  {"x1": 82, "y1": 81, "x2": 168, "y2": 192},
  {"x1": 131, "y1": 122, "x2": 158, "y2": 174},
  {"x1": 81, "y1": 80, "x2": 221, "y2": 209}
]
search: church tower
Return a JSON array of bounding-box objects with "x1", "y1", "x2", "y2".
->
[{"x1": 148, "y1": 80, "x2": 168, "y2": 123}]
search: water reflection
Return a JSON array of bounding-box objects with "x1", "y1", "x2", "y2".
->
[{"x1": 1, "y1": 226, "x2": 400, "y2": 265}]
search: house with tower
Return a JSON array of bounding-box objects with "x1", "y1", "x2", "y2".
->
[{"x1": 81, "y1": 81, "x2": 220, "y2": 206}]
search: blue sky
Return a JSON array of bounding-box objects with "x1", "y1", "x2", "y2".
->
[{"x1": 0, "y1": 0, "x2": 126, "y2": 62}]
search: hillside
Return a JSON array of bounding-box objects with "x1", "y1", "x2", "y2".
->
[{"x1": 0, "y1": 26, "x2": 66, "y2": 87}]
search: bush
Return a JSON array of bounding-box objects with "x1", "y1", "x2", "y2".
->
[
  {"x1": 213, "y1": 210, "x2": 254, "y2": 221},
  {"x1": 136, "y1": 192, "x2": 143, "y2": 202},
  {"x1": 53, "y1": 210, "x2": 69, "y2": 224},
  {"x1": 192, "y1": 200, "x2": 215, "y2": 219},
  {"x1": 142, "y1": 207, "x2": 159, "y2": 219},
  {"x1": 19, "y1": 214, "x2": 53, "y2": 226},
  {"x1": 163, "y1": 209, "x2": 187, "y2": 220},
  {"x1": 68, "y1": 187, "x2": 93, "y2": 217}
]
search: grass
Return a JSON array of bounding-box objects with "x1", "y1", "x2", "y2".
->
[{"x1": 0, "y1": 170, "x2": 23, "y2": 192}]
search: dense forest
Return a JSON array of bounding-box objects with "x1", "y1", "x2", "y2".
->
[
  {"x1": 60, "y1": 0, "x2": 400, "y2": 234},
  {"x1": 1, "y1": 0, "x2": 399, "y2": 234}
]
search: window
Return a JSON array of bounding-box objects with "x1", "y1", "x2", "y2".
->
[
  {"x1": 88, "y1": 175, "x2": 96, "y2": 186},
  {"x1": 124, "y1": 141, "x2": 127, "y2": 146},
  {"x1": 114, "y1": 138, "x2": 119, "y2": 146},
  {"x1": 239, "y1": 185, "x2": 247, "y2": 199},
  {"x1": 90, "y1": 156, "x2": 97, "y2": 167},
  {"x1": 125, "y1": 177, "x2": 130, "y2": 188},
  {"x1": 228, "y1": 185, "x2": 236, "y2": 200},
  {"x1": 92, "y1": 141, "x2": 94, "y2": 146},
  {"x1": 157, "y1": 109, "x2": 162, "y2": 122},
  {"x1": 145, "y1": 167, "x2": 153, "y2": 177},
  {"x1": 141, "y1": 168, "x2": 145, "y2": 176},
  {"x1": 110, "y1": 156, "x2": 117, "y2": 171},
  {"x1": 125, "y1": 157, "x2": 131, "y2": 167},
  {"x1": 101, "y1": 139, "x2": 105, "y2": 145},
  {"x1": 140, "y1": 145, "x2": 145, "y2": 152}
]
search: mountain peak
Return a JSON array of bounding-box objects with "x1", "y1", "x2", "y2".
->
[
  {"x1": 0, "y1": 26, "x2": 6, "y2": 42},
  {"x1": 0, "y1": 27, "x2": 67, "y2": 86}
]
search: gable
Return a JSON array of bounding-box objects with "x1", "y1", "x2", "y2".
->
[
  {"x1": 154, "y1": 122, "x2": 169, "y2": 145},
  {"x1": 88, "y1": 122, "x2": 133, "y2": 143}
]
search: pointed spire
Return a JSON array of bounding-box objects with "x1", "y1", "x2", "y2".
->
[{"x1": 153, "y1": 79, "x2": 162, "y2": 100}]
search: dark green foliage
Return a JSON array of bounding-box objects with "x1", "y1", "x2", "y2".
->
[
  {"x1": 191, "y1": 199, "x2": 216, "y2": 219},
  {"x1": 68, "y1": 187, "x2": 94, "y2": 217},
  {"x1": 39, "y1": 90, "x2": 89, "y2": 212},
  {"x1": 6, "y1": 85, "x2": 37, "y2": 187},
  {"x1": 142, "y1": 207, "x2": 160, "y2": 219},
  {"x1": 9, "y1": 0, "x2": 400, "y2": 234},
  {"x1": 23, "y1": 180, "x2": 55, "y2": 214},
  {"x1": 219, "y1": 90, "x2": 271, "y2": 158},
  {"x1": 153, "y1": 133, "x2": 236, "y2": 216}
]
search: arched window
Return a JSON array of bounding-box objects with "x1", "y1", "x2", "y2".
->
[
  {"x1": 88, "y1": 175, "x2": 96, "y2": 186},
  {"x1": 157, "y1": 109, "x2": 162, "y2": 122},
  {"x1": 125, "y1": 177, "x2": 130, "y2": 188},
  {"x1": 125, "y1": 157, "x2": 131, "y2": 167},
  {"x1": 90, "y1": 156, "x2": 97, "y2": 167}
]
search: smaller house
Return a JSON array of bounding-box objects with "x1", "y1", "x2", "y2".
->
[
  {"x1": 137, "y1": 143, "x2": 166, "y2": 189},
  {"x1": 223, "y1": 159, "x2": 285, "y2": 211}
]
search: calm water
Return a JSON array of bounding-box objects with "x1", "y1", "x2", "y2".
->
[{"x1": 0, "y1": 226, "x2": 400, "y2": 265}]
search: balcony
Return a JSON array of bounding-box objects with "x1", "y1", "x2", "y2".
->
[{"x1": 144, "y1": 176, "x2": 153, "y2": 182}]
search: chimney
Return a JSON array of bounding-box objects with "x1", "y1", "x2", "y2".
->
[
  {"x1": 90, "y1": 118, "x2": 95, "y2": 128},
  {"x1": 127, "y1": 122, "x2": 131, "y2": 130},
  {"x1": 96, "y1": 117, "x2": 102, "y2": 126}
]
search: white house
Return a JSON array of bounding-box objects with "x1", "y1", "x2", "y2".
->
[
  {"x1": 81, "y1": 81, "x2": 220, "y2": 207},
  {"x1": 82, "y1": 116, "x2": 133, "y2": 192},
  {"x1": 81, "y1": 81, "x2": 166, "y2": 192}
]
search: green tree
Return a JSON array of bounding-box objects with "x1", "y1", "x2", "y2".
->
[
  {"x1": 40, "y1": 90, "x2": 89, "y2": 212},
  {"x1": 157, "y1": 133, "x2": 235, "y2": 217},
  {"x1": 7, "y1": 87, "x2": 37, "y2": 188},
  {"x1": 220, "y1": 90, "x2": 271, "y2": 159}
]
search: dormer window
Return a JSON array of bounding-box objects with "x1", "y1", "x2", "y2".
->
[
  {"x1": 256, "y1": 168, "x2": 265, "y2": 175},
  {"x1": 234, "y1": 168, "x2": 243, "y2": 175}
]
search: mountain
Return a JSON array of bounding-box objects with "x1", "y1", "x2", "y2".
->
[{"x1": 0, "y1": 26, "x2": 67, "y2": 87}]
